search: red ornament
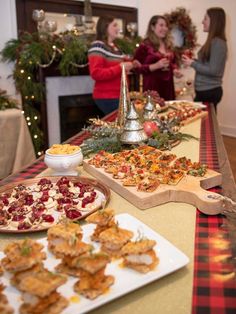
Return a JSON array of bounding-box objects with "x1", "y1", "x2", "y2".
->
[{"x1": 143, "y1": 121, "x2": 159, "y2": 137}]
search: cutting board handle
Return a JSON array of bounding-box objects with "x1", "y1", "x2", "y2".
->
[{"x1": 170, "y1": 187, "x2": 223, "y2": 215}]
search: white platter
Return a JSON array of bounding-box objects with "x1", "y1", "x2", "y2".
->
[
  {"x1": 0, "y1": 213, "x2": 189, "y2": 314},
  {"x1": 166, "y1": 100, "x2": 207, "y2": 109}
]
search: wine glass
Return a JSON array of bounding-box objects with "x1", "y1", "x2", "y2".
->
[
  {"x1": 182, "y1": 49, "x2": 193, "y2": 59},
  {"x1": 181, "y1": 49, "x2": 193, "y2": 69},
  {"x1": 161, "y1": 53, "x2": 170, "y2": 71}
]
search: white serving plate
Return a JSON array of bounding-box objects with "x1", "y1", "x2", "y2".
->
[{"x1": 0, "y1": 213, "x2": 189, "y2": 314}]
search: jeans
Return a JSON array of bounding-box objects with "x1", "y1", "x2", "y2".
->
[
  {"x1": 194, "y1": 86, "x2": 223, "y2": 112},
  {"x1": 94, "y1": 99, "x2": 119, "y2": 115}
]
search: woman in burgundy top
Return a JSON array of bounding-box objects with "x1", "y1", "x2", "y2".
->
[{"x1": 134, "y1": 15, "x2": 182, "y2": 100}]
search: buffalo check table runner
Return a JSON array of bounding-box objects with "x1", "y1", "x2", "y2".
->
[{"x1": 193, "y1": 105, "x2": 236, "y2": 314}]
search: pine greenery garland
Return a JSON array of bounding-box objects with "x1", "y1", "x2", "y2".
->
[
  {"x1": 0, "y1": 38, "x2": 21, "y2": 62},
  {"x1": 115, "y1": 36, "x2": 142, "y2": 55},
  {"x1": 59, "y1": 36, "x2": 88, "y2": 75},
  {"x1": 0, "y1": 90, "x2": 19, "y2": 110}
]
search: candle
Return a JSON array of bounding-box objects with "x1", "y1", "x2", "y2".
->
[{"x1": 139, "y1": 74, "x2": 143, "y2": 93}]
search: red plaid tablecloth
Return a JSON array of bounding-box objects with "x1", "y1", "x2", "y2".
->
[
  {"x1": 1, "y1": 107, "x2": 236, "y2": 313},
  {"x1": 193, "y1": 105, "x2": 236, "y2": 314}
]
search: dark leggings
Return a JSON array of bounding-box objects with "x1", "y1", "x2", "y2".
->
[
  {"x1": 194, "y1": 86, "x2": 223, "y2": 112},
  {"x1": 94, "y1": 99, "x2": 119, "y2": 115}
]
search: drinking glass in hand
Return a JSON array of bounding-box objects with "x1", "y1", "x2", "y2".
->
[{"x1": 161, "y1": 54, "x2": 170, "y2": 71}]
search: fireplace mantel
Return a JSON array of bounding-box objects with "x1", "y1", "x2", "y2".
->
[{"x1": 46, "y1": 75, "x2": 95, "y2": 146}]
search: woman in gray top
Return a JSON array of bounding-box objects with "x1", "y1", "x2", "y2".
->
[{"x1": 182, "y1": 7, "x2": 227, "y2": 111}]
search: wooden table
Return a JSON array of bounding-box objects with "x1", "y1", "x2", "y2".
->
[{"x1": 0, "y1": 105, "x2": 236, "y2": 314}]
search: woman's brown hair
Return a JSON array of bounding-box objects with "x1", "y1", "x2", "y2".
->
[
  {"x1": 96, "y1": 15, "x2": 115, "y2": 43},
  {"x1": 145, "y1": 15, "x2": 172, "y2": 51},
  {"x1": 200, "y1": 7, "x2": 226, "y2": 61}
]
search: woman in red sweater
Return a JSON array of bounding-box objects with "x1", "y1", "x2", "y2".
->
[{"x1": 88, "y1": 16, "x2": 134, "y2": 115}]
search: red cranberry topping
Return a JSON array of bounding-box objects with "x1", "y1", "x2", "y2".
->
[
  {"x1": 31, "y1": 207, "x2": 45, "y2": 220},
  {"x1": 42, "y1": 214, "x2": 54, "y2": 223},
  {"x1": 8, "y1": 205, "x2": 20, "y2": 213},
  {"x1": 65, "y1": 209, "x2": 82, "y2": 220},
  {"x1": 40, "y1": 194, "x2": 50, "y2": 202},
  {"x1": 38, "y1": 178, "x2": 52, "y2": 186},
  {"x1": 58, "y1": 198, "x2": 73, "y2": 205},
  {"x1": 18, "y1": 221, "x2": 31, "y2": 230},
  {"x1": 91, "y1": 191, "x2": 97, "y2": 198},
  {"x1": 0, "y1": 194, "x2": 9, "y2": 206},
  {"x1": 24, "y1": 195, "x2": 34, "y2": 206},
  {"x1": 12, "y1": 214, "x2": 25, "y2": 221},
  {"x1": 56, "y1": 177, "x2": 70, "y2": 186},
  {"x1": 82, "y1": 195, "x2": 95, "y2": 208}
]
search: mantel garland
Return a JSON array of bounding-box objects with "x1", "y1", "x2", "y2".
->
[{"x1": 164, "y1": 7, "x2": 198, "y2": 63}]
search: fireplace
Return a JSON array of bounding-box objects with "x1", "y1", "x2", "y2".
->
[
  {"x1": 46, "y1": 75, "x2": 103, "y2": 146},
  {"x1": 59, "y1": 94, "x2": 103, "y2": 142}
]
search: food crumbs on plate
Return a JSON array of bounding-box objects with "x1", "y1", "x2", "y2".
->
[
  {"x1": 118, "y1": 261, "x2": 125, "y2": 268},
  {"x1": 70, "y1": 295, "x2": 80, "y2": 303},
  {"x1": 104, "y1": 287, "x2": 111, "y2": 295}
]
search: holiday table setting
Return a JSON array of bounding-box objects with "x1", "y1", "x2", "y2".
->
[{"x1": 0, "y1": 71, "x2": 236, "y2": 313}]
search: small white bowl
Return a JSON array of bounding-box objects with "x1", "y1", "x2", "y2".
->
[{"x1": 44, "y1": 148, "x2": 83, "y2": 176}]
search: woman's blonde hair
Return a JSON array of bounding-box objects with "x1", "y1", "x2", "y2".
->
[
  {"x1": 145, "y1": 15, "x2": 172, "y2": 51},
  {"x1": 200, "y1": 7, "x2": 226, "y2": 61}
]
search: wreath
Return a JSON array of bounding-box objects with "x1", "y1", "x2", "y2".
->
[{"x1": 164, "y1": 7, "x2": 197, "y2": 63}]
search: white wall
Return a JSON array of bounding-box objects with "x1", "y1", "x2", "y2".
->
[
  {"x1": 0, "y1": 0, "x2": 18, "y2": 97},
  {"x1": 0, "y1": 0, "x2": 235, "y2": 136},
  {"x1": 138, "y1": 0, "x2": 236, "y2": 137}
]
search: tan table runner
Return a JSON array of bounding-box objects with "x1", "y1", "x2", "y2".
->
[{"x1": 0, "y1": 119, "x2": 201, "y2": 314}]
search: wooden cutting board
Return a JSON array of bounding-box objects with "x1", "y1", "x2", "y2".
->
[{"x1": 83, "y1": 160, "x2": 222, "y2": 215}]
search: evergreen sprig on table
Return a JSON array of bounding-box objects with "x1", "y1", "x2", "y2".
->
[{"x1": 81, "y1": 118, "x2": 198, "y2": 156}]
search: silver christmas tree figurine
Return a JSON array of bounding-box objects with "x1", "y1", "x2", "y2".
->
[
  {"x1": 143, "y1": 95, "x2": 155, "y2": 121},
  {"x1": 120, "y1": 102, "x2": 148, "y2": 144},
  {"x1": 117, "y1": 64, "x2": 130, "y2": 128}
]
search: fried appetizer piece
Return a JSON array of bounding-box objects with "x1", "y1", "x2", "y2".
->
[
  {"x1": 47, "y1": 222, "x2": 83, "y2": 256},
  {"x1": 74, "y1": 253, "x2": 114, "y2": 299},
  {"x1": 75, "y1": 252, "x2": 111, "y2": 274},
  {"x1": 0, "y1": 264, "x2": 3, "y2": 276},
  {"x1": 20, "y1": 291, "x2": 68, "y2": 314},
  {"x1": 86, "y1": 208, "x2": 115, "y2": 226},
  {"x1": 18, "y1": 269, "x2": 67, "y2": 298},
  {"x1": 11, "y1": 263, "x2": 44, "y2": 288},
  {"x1": 1, "y1": 239, "x2": 46, "y2": 273},
  {"x1": 18, "y1": 269, "x2": 68, "y2": 314},
  {"x1": 99, "y1": 225, "x2": 133, "y2": 257},
  {"x1": 0, "y1": 283, "x2": 14, "y2": 314},
  {"x1": 86, "y1": 208, "x2": 116, "y2": 241},
  {"x1": 54, "y1": 242, "x2": 93, "y2": 277},
  {"x1": 55, "y1": 262, "x2": 82, "y2": 277},
  {"x1": 121, "y1": 239, "x2": 159, "y2": 273},
  {"x1": 50, "y1": 239, "x2": 93, "y2": 259}
]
